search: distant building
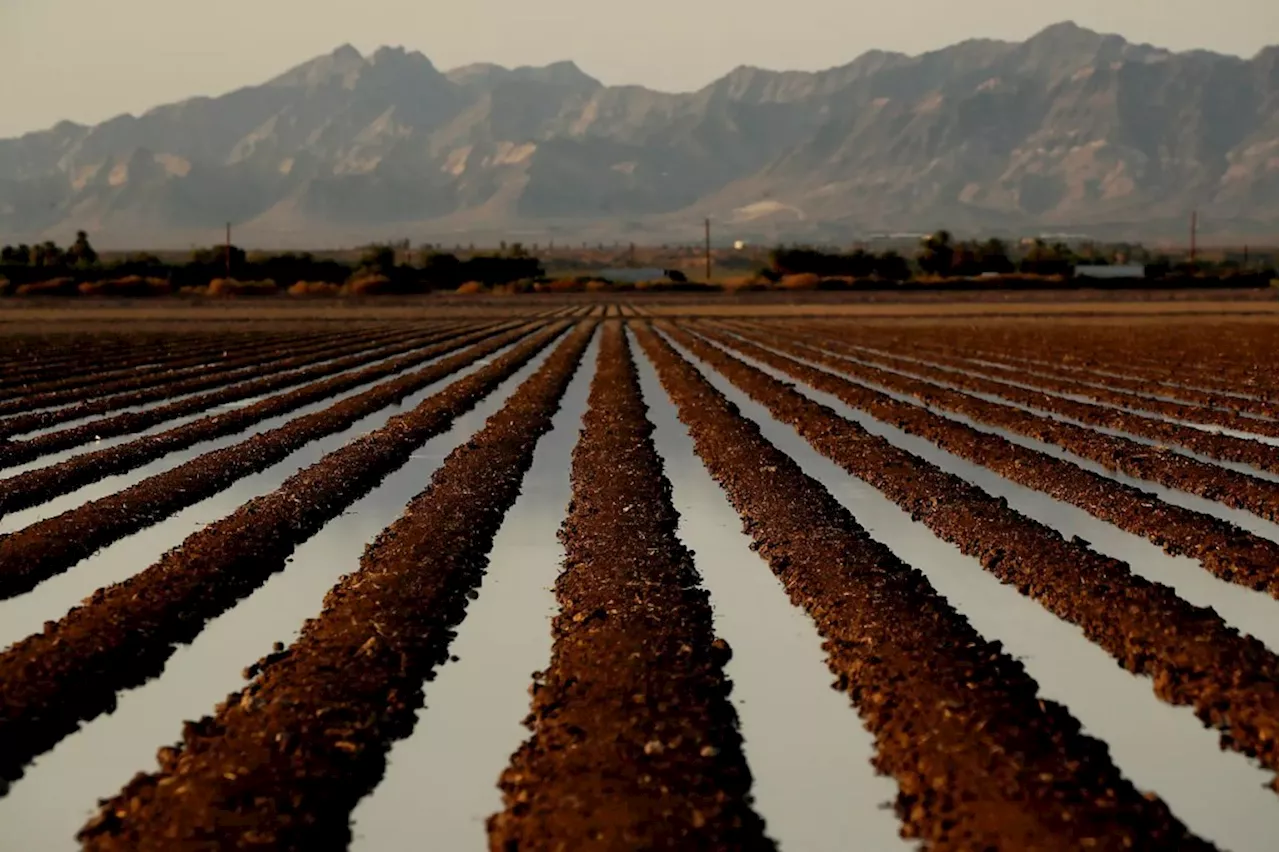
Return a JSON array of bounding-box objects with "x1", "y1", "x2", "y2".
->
[
  {"x1": 599, "y1": 267, "x2": 668, "y2": 283},
  {"x1": 1073, "y1": 264, "x2": 1146, "y2": 279}
]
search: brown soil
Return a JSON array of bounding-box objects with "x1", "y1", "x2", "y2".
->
[
  {"x1": 0, "y1": 326, "x2": 363, "y2": 403},
  {"x1": 0, "y1": 321, "x2": 519, "y2": 516},
  {"x1": 742, "y1": 321, "x2": 1278, "y2": 520},
  {"x1": 0, "y1": 324, "x2": 437, "y2": 439},
  {"x1": 658, "y1": 322, "x2": 1278, "y2": 776},
  {"x1": 0, "y1": 322, "x2": 575, "y2": 791},
  {"x1": 631, "y1": 322, "x2": 1210, "y2": 850},
  {"x1": 74, "y1": 322, "x2": 594, "y2": 850},
  {"x1": 707, "y1": 322, "x2": 1278, "y2": 594},
  {"x1": 488, "y1": 322, "x2": 770, "y2": 850},
  {"x1": 0, "y1": 322, "x2": 532, "y2": 600}
]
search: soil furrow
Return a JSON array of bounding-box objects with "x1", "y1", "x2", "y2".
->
[
  {"x1": 781, "y1": 324, "x2": 1278, "y2": 473},
  {"x1": 659, "y1": 322, "x2": 1279, "y2": 778},
  {"x1": 488, "y1": 323, "x2": 770, "y2": 851},
  {"x1": 0, "y1": 321, "x2": 578, "y2": 792},
  {"x1": 738, "y1": 322, "x2": 1279, "y2": 521},
  {"x1": 909, "y1": 341, "x2": 1279, "y2": 421},
  {"x1": 0, "y1": 326, "x2": 470, "y2": 466},
  {"x1": 0, "y1": 322, "x2": 536, "y2": 600},
  {"x1": 907, "y1": 345, "x2": 1277, "y2": 435},
  {"x1": 0, "y1": 325, "x2": 438, "y2": 438},
  {"x1": 70, "y1": 322, "x2": 594, "y2": 850},
  {"x1": 0, "y1": 327, "x2": 364, "y2": 404},
  {"x1": 868, "y1": 322, "x2": 1278, "y2": 400},
  {"x1": 712, "y1": 323, "x2": 1279, "y2": 594},
  {"x1": 630, "y1": 322, "x2": 1210, "y2": 850},
  {"x1": 0, "y1": 332, "x2": 281, "y2": 393},
  {"x1": 0, "y1": 321, "x2": 519, "y2": 517}
]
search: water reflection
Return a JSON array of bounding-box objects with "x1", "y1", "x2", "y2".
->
[
  {"x1": 664, "y1": 330, "x2": 1278, "y2": 852},
  {"x1": 0, "y1": 344, "x2": 553, "y2": 850}
]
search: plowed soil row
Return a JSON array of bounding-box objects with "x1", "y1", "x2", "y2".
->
[
  {"x1": 0, "y1": 331, "x2": 171, "y2": 369},
  {"x1": 778, "y1": 322, "x2": 1278, "y2": 474},
  {"x1": 0, "y1": 321, "x2": 519, "y2": 516},
  {"x1": 489, "y1": 323, "x2": 769, "y2": 851},
  {"x1": 883, "y1": 322, "x2": 1279, "y2": 399},
  {"x1": 706, "y1": 324, "x2": 1278, "y2": 594},
  {"x1": 0, "y1": 324, "x2": 440, "y2": 438},
  {"x1": 746, "y1": 322, "x2": 1280, "y2": 515},
  {"x1": 0, "y1": 322, "x2": 539, "y2": 600},
  {"x1": 0, "y1": 321, "x2": 578, "y2": 791},
  {"x1": 630, "y1": 323, "x2": 1207, "y2": 849},
  {"x1": 0, "y1": 326, "x2": 365, "y2": 403},
  {"x1": 74, "y1": 323, "x2": 594, "y2": 850},
  {"x1": 661, "y1": 323, "x2": 1279, "y2": 775},
  {"x1": 0, "y1": 331, "x2": 273, "y2": 391},
  {"x1": 908, "y1": 340, "x2": 1279, "y2": 420},
  {"x1": 893, "y1": 342, "x2": 1276, "y2": 435}
]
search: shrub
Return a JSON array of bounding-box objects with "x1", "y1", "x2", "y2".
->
[
  {"x1": 15, "y1": 277, "x2": 77, "y2": 296},
  {"x1": 455, "y1": 281, "x2": 488, "y2": 294},
  {"x1": 778, "y1": 273, "x2": 821, "y2": 290},
  {"x1": 345, "y1": 274, "x2": 394, "y2": 296},
  {"x1": 78, "y1": 276, "x2": 171, "y2": 297},
  {"x1": 208, "y1": 278, "x2": 278, "y2": 297},
  {"x1": 288, "y1": 281, "x2": 342, "y2": 297}
]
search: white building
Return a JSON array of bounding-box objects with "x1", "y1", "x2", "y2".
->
[{"x1": 1073, "y1": 265, "x2": 1146, "y2": 279}]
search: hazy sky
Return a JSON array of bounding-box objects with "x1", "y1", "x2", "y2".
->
[{"x1": 2, "y1": 0, "x2": 1276, "y2": 138}]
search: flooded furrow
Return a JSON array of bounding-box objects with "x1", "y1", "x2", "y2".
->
[
  {"x1": 698, "y1": 331, "x2": 1277, "y2": 648},
  {"x1": 75, "y1": 325, "x2": 593, "y2": 850},
  {"x1": 634, "y1": 323, "x2": 1213, "y2": 850},
  {"x1": 0, "y1": 342, "x2": 566, "y2": 851},
  {"x1": 632, "y1": 329, "x2": 909, "y2": 852},
  {"x1": 653, "y1": 328, "x2": 1276, "y2": 852},
  {"x1": 0, "y1": 337, "x2": 529, "y2": 652},
  {"x1": 348, "y1": 331, "x2": 598, "y2": 852}
]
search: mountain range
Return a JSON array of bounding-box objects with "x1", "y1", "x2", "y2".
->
[{"x1": 1, "y1": 21, "x2": 1275, "y2": 248}]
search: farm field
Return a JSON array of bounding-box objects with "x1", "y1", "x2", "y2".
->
[{"x1": 0, "y1": 297, "x2": 1275, "y2": 851}]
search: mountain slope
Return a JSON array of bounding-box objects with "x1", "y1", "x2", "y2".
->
[{"x1": 1, "y1": 22, "x2": 1274, "y2": 247}]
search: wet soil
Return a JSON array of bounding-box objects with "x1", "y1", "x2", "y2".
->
[
  {"x1": 0, "y1": 322, "x2": 573, "y2": 790},
  {"x1": 631, "y1": 322, "x2": 1210, "y2": 850},
  {"x1": 488, "y1": 323, "x2": 771, "y2": 851},
  {"x1": 73, "y1": 322, "x2": 594, "y2": 850},
  {"x1": 0, "y1": 322, "x2": 520, "y2": 516}
]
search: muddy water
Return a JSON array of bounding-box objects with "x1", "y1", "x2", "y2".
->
[
  {"x1": 0, "y1": 346, "x2": 557, "y2": 851},
  {"x1": 707, "y1": 335, "x2": 1279, "y2": 651},
  {"x1": 349, "y1": 331, "x2": 598, "y2": 851},
  {"x1": 663, "y1": 332, "x2": 1278, "y2": 852},
  {"x1": 633, "y1": 332, "x2": 911, "y2": 852}
]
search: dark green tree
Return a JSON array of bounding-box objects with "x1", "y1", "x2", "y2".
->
[
  {"x1": 917, "y1": 230, "x2": 955, "y2": 276},
  {"x1": 67, "y1": 230, "x2": 98, "y2": 267}
]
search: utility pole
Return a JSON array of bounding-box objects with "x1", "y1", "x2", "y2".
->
[
  {"x1": 1189, "y1": 210, "x2": 1197, "y2": 265},
  {"x1": 225, "y1": 222, "x2": 232, "y2": 279},
  {"x1": 704, "y1": 217, "x2": 712, "y2": 282}
]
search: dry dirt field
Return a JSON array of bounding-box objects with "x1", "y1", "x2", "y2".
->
[{"x1": 0, "y1": 291, "x2": 1275, "y2": 851}]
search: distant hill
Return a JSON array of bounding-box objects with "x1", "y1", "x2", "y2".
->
[{"x1": 1, "y1": 22, "x2": 1275, "y2": 248}]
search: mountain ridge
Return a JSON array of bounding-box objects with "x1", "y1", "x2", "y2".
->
[{"x1": 1, "y1": 21, "x2": 1275, "y2": 248}]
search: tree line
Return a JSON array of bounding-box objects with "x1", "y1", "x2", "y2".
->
[
  {"x1": 0, "y1": 236, "x2": 546, "y2": 295},
  {"x1": 767, "y1": 231, "x2": 1272, "y2": 280}
]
